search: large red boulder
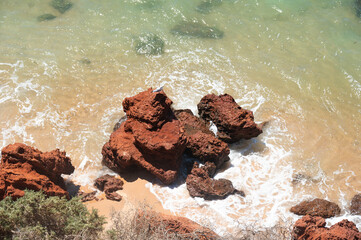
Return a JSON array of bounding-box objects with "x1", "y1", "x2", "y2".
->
[
  {"x1": 290, "y1": 198, "x2": 341, "y2": 218},
  {"x1": 350, "y1": 194, "x2": 361, "y2": 215},
  {"x1": 186, "y1": 162, "x2": 244, "y2": 200},
  {"x1": 102, "y1": 89, "x2": 187, "y2": 185},
  {"x1": 293, "y1": 215, "x2": 361, "y2": 240},
  {"x1": 174, "y1": 109, "x2": 230, "y2": 168},
  {"x1": 0, "y1": 143, "x2": 74, "y2": 200},
  {"x1": 197, "y1": 94, "x2": 262, "y2": 143}
]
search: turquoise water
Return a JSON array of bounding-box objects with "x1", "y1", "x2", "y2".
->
[{"x1": 0, "y1": 0, "x2": 360, "y2": 236}]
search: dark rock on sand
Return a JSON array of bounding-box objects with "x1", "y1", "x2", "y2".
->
[
  {"x1": 0, "y1": 143, "x2": 74, "y2": 200},
  {"x1": 198, "y1": 93, "x2": 262, "y2": 143},
  {"x1": 170, "y1": 22, "x2": 224, "y2": 39},
  {"x1": 51, "y1": 0, "x2": 73, "y2": 14},
  {"x1": 290, "y1": 198, "x2": 341, "y2": 218},
  {"x1": 293, "y1": 215, "x2": 361, "y2": 240},
  {"x1": 196, "y1": 0, "x2": 222, "y2": 14},
  {"x1": 78, "y1": 191, "x2": 98, "y2": 202},
  {"x1": 350, "y1": 194, "x2": 361, "y2": 215},
  {"x1": 94, "y1": 174, "x2": 124, "y2": 201},
  {"x1": 102, "y1": 88, "x2": 187, "y2": 185},
  {"x1": 37, "y1": 14, "x2": 56, "y2": 22},
  {"x1": 174, "y1": 109, "x2": 229, "y2": 168},
  {"x1": 186, "y1": 162, "x2": 244, "y2": 200},
  {"x1": 135, "y1": 34, "x2": 164, "y2": 55}
]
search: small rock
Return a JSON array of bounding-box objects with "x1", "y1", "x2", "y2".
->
[
  {"x1": 170, "y1": 22, "x2": 224, "y2": 39},
  {"x1": 290, "y1": 198, "x2": 341, "y2": 218},
  {"x1": 94, "y1": 174, "x2": 124, "y2": 202},
  {"x1": 196, "y1": 0, "x2": 222, "y2": 14},
  {"x1": 78, "y1": 191, "x2": 98, "y2": 202},
  {"x1": 105, "y1": 190, "x2": 122, "y2": 201},
  {"x1": 350, "y1": 194, "x2": 361, "y2": 215},
  {"x1": 50, "y1": 0, "x2": 73, "y2": 14},
  {"x1": 113, "y1": 115, "x2": 127, "y2": 132},
  {"x1": 79, "y1": 58, "x2": 91, "y2": 65},
  {"x1": 135, "y1": 34, "x2": 164, "y2": 55},
  {"x1": 37, "y1": 14, "x2": 56, "y2": 22}
]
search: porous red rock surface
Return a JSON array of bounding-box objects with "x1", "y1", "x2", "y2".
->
[
  {"x1": 290, "y1": 198, "x2": 341, "y2": 218},
  {"x1": 174, "y1": 109, "x2": 230, "y2": 168},
  {"x1": 350, "y1": 194, "x2": 361, "y2": 215},
  {"x1": 293, "y1": 215, "x2": 361, "y2": 240},
  {"x1": 137, "y1": 210, "x2": 220, "y2": 240},
  {"x1": 186, "y1": 162, "x2": 244, "y2": 200},
  {"x1": 102, "y1": 89, "x2": 187, "y2": 185},
  {"x1": 0, "y1": 143, "x2": 74, "y2": 200},
  {"x1": 94, "y1": 174, "x2": 123, "y2": 201},
  {"x1": 197, "y1": 93, "x2": 262, "y2": 143}
]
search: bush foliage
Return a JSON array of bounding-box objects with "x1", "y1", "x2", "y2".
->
[{"x1": 0, "y1": 190, "x2": 105, "y2": 240}]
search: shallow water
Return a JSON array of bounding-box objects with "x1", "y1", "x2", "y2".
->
[{"x1": 0, "y1": 0, "x2": 360, "y2": 236}]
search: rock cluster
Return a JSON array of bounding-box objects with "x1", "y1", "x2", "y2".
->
[
  {"x1": 290, "y1": 198, "x2": 341, "y2": 218},
  {"x1": 0, "y1": 143, "x2": 74, "y2": 200},
  {"x1": 293, "y1": 215, "x2": 361, "y2": 240},
  {"x1": 94, "y1": 174, "x2": 124, "y2": 201}
]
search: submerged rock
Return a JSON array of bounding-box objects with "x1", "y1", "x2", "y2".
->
[
  {"x1": 94, "y1": 174, "x2": 124, "y2": 201},
  {"x1": 196, "y1": 0, "x2": 222, "y2": 14},
  {"x1": 290, "y1": 198, "x2": 341, "y2": 218},
  {"x1": 0, "y1": 143, "x2": 74, "y2": 200},
  {"x1": 170, "y1": 22, "x2": 224, "y2": 39},
  {"x1": 293, "y1": 215, "x2": 361, "y2": 240},
  {"x1": 79, "y1": 58, "x2": 91, "y2": 65},
  {"x1": 135, "y1": 34, "x2": 164, "y2": 55},
  {"x1": 174, "y1": 109, "x2": 229, "y2": 168},
  {"x1": 113, "y1": 115, "x2": 127, "y2": 132},
  {"x1": 186, "y1": 162, "x2": 244, "y2": 200},
  {"x1": 102, "y1": 88, "x2": 187, "y2": 185},
  {"x1": 37, "y1": 14, "x2": 56, "y2": 22},
  {"x1": 50, "y1": 0, "x2": 73, "y2": 14},
  {"x1": 356, "y1": 0, "x2": 361, "y2": 17},
  {"x1": 198, "y1": 94, "x2": 262, "y2": 143},
  {"x1": 350, "y1": 194, "x2": 361, "y2": 215}
]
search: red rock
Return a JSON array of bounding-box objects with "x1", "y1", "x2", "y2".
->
[
  {"x1": 197, "y1": 93, "x2": 262, "y2": 143},
  {"x1": 350, "y1": 194, "x2": 361, "y2": 215},
  {"x1": 290, "y1": 198, "x2": 341, "y2": 218},
  {"x1": 102, "y1": 89, "x2": 187, "y2": 185},
  {"x1": 293, "y1": 215, "x2": 361, "y2": 240},
  {"x1": 0, "y1": 143, "x2": 74, "y2": 200},
  {"x1": 78, "y1": 191, "x2": 98, "y2": 202},
  {"x1": 137, "y1": 210, "x2": 219, "y2": 240},
  {"x1": 186, "y1": 162, "x2": 244, "y2": 200},
  {"x1": 174, "y1": 109, "x2": 230, "y2": 168},
  {"x1": 94, "y1": 174, "x2": 124, "y2": 201}
]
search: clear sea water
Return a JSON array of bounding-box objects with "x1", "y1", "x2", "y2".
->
[{"x1": 0, "y1": 0, "x2": 360, "y2": 237}]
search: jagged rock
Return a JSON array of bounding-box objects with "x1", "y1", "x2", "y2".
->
[
  {"x1": 293, "y1": 215, "x2": 361, "y2": 240},
  {"x1": 94, "y1": 174, "x2": 123, "y2": 201},
  {"x1": 196, "y1": 0, "x2": 222, "y2": 14},
  {"x1": 78, "y1": 191, "x2": 98, "y2": 202},
  {"x1": 102, "y1": 89, "x2": 187, "y2": 185},
  {"x1": 170, "y1": 22, "x2": 224, "y2": 39},
  {"x1": 135, "y1": 34, "x2": 164, "y2": 55},
  {"x1": 137, "y1": 210, "x2": 220, "y2": 240},
  {"x1": 350, "y1": 194, "x2": 361, "y2": 215},
  {"x1": 37, "y1": 14, "x2": 56, "y2": 22},
  {"x1": 50, "y1": 0, "x2": 73, "y2": 14},
  {"x1": 186, "y1": 162, "x2": 244, "y2": 200},
  {"x1": 197, "y1": 93, "x2": 262, "y2": 143},
  {"x1": 174, "y1": 109, "x2": 229, "y2": 168},
  {"x1": 0, "y1": 143, "x2": 74, "y2": 200},
  {"x1": 290, "y1": 198, "x2": 341, "y2": 218}
]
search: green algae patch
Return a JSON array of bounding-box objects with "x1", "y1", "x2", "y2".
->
[
  {"x1": 170, "y1": 22, "x2": 224, "y2": 39},
  {"x1": 37, "y1": 14, "x2": 57, "y2": 22},
  {"x1": 135, "y1": 34, "x2": 165, "y2": 55},
  {"x1": 51, "y1": 0, "x2": 73, "y2": 14}
]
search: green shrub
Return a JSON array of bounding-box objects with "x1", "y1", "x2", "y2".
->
[{"x1": 0, "y1": 190, "x2": 105, "y2": 240}]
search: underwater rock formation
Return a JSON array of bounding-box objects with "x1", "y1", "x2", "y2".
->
[
  {"x1": 198, "y1": 93, "x2": 262, "y2": 143},
  {"x1": 174, "y1": 109, "x2": 229, "y2": 168},
  {"x1": 356, "y1": 0, "x2": 361, "y2": 17},
  {"x1": 196, "y1": 0, "x2": 223, "y2": 14},
  {"x1": 350, "y1": 194, "x2": 361, "y2": 215},
  {"x1": 293, "y1": 215, "x2": 361, "y2": 240},
  {"x1": 51, "y1": 0, "x2": 73, "y2": 14},
  {"x1": 0, "y1": 143, "x2": 74, "y2": 200},
  {"x1": 37, "y1": 14, "x2": 56, "y2": 22},
  {"x1": 135, "y1": 33, "x2": 164, "y2": 55},
  {"x1": 186, "y1": 162, "x2": 244, "y2": 200},
  {"x1": 290, "y1": 198, "x2": 341, "y2": 218},
  {"x1": 170, "y1": 22, "x2": 224, "y2": 39},
  {"x1": 102, "y1": 89, "x2": 187, "y2": 185}
]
